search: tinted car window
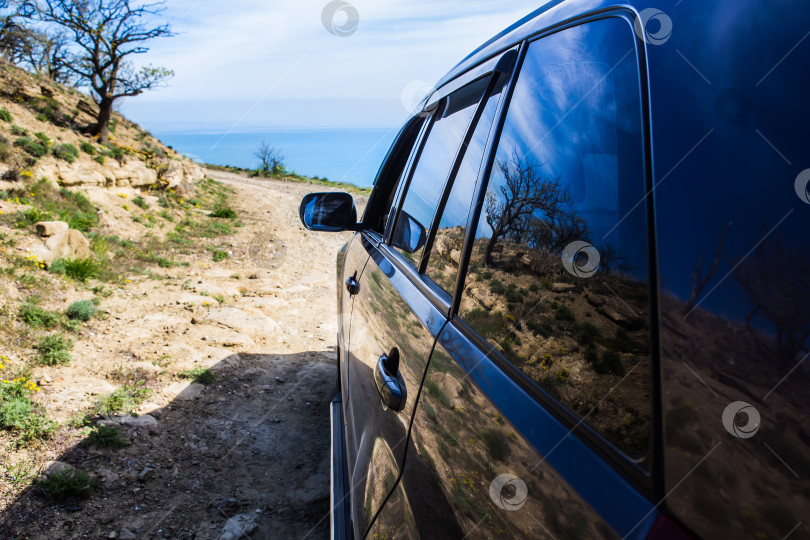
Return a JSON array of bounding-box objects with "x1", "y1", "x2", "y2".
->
[
  {"x1": 459, "y1": 19, "x2": 652, "y2": 463},
  {"x1": 365, "y1": 116, "x2": 425, "y2": 236},
  {"x1": 392, "y1": 78, "x2": 489, "y2": 265},
  {"x1": 425, "y1": 77, "x2": 506, "y2": 295}
]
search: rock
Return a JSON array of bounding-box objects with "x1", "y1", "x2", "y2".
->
[
  {"x1": 467, "y1": 286, "x2": 496, "y2": 311},
  {"x1": 137, "y1": 467, "x2": 155, "y2": 482},
  {"x1": 552, "y1": 282, "x2": 575, "y2": 291},
  {"x1": 164, "y1": 381, "x2": 205, "y2": 401},
  {"x1": 98, "y1": 469, "x2": 120, "y2": 486},
  {"x1": 45, "y1": 229, "x2": 92, "y2": 260},
  {"x1": 205, "y1": 307, "x2": 279, "y2": 336},
  {"x1": 34, "y1": 220, "x2": 69, "y2": 238},
  {"x1": 586, "y1": 293, "x2": 606, "y2": 307},
  {"x1": 449, "y1": 249, "x2": 461, "y2": 265},
  {"x1": 220, "y1": 514, "x2": 257, "y2": 540},
  {"x1": 28, "y1": 244, "x2": 55, "y2": 266},
  {"x1": 37, "y1": 161, "x2": 109, "y2": 187},
  {"x1": 432, "y1": 373, "x2": 464, "y2": 409},
  {"x1": 43, "y1": 461, "x2": 74, "y2": 476},
  {"x1": 99, "y1": 414, "x2": 158, "y2": 429},
  {"x1": 107, "y1": 531, "x2": 117, "y2": 539},
  {"x1": 208, "y1": 498, "x2": 239, "y2": 517},
  {"x1": 76, "y1": 100, "x2": 96, "y2": 116},
  {"x1": 40, "y1": 85, "x2": 55, "y2": 97},
  {"x1": 434, "y1": 235, "x2": 453, "y2": 256},
  {"x1": 274, "y1": 376, "x2": 286, "y2": 384},
  {"x1": 112, "y1": 159, "x2": 158, "y2": 187},
  {"x1": 118, "y1": 528, "x2": 136, "y2": 540}
]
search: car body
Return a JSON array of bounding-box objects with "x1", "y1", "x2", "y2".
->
[{"x1": 301, "y1": 1, "x2": 810, "y2": 538}]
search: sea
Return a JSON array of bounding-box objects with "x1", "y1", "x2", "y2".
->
[{"x1": 151, "y1": 128, "x2": 399, "y2": 189}]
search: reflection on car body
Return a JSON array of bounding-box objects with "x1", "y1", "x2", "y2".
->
[{"x1": 301, "y1": 1, "x2": 810, "y2": 538}]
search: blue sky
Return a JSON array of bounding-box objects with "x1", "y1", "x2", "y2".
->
[{"x1": 119, "y1": 0, "x2": 546, "y2": 132}]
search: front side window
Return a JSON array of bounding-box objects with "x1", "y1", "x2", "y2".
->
[
  {"x1": 392, "y1": 78, "x2": 489, "y2": 265},
  {"x1": 459, "y1": 18, "x2": 653, "y2": 463}
]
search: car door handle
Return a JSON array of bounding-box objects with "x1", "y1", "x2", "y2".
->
[
  {"x1": 374, "y1": 349, "x2": 402, "y2": 411},
  {"x1": 346, "y1": 275, "x2": 359, "y2": 295}
]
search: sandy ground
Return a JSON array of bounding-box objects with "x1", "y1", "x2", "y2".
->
[{"x1": 0, "y1": 170, "x2": 362, "y2": 539}]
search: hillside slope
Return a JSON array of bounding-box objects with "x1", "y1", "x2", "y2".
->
[{"x1": 0, "y1": 62, "x2": 203, "y2": 189}]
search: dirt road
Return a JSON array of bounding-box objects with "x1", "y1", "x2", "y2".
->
[{"x1": 0, "y1": 171, "x2": 361, "y2": 539}]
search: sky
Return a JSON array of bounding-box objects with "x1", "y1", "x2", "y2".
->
[{"x1": 118, "y1": 0, "x2": 547, "y2": 133}]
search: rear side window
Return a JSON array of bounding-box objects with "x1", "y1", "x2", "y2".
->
[
  {"x1": 392, "y1": 78, "x2": 489, "y2": 266},
  {"x1": 459, "y1": 18, "x2": 653, "y2": 464}
]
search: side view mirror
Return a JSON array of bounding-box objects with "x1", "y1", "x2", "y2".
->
[
  {"x1": 392, "y1": 210, "x2": 426, "y2": 253},
  {"x1": 299, "y1": 192, "x2": 358, "y2": 232}
]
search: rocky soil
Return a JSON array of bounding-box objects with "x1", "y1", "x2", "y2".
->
[{"x1": 0, "y1": 170, "x2": 363, "y2": 539}]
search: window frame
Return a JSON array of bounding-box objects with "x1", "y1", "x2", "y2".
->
[
  {"x1": 446, "y1": 12, "x2": 660, "y2": 496},
  {"x1": 377, "y1": 49, "x2": 521, "y2": 316},
  {"x1": 361, "y1": 115, "x2": 428, "y2": 245}
]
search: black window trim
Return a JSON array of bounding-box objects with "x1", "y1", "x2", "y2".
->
[
  {"x1": 361, "y1": 114, "x2": 427, "y2": 245},
  {"x1": 381, "y1": 117, "x2": 432, "y2": 246},
  {"x1": 447, "y1": 10, "x2": 661, "y2": 498},
  {"x1": 381, "y1": 48, "x2": 520, "y2": 317}
]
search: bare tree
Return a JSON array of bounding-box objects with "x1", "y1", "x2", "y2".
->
[
  {"x1": 598, "y1": 243, "x2": 632, "y2": 275},
  {"x1": 0, "y1": 0, "x2": 35, "y2": 63},
  {"x1": 37, "y1": 0, "x2": 174, "y2": 143},
  {"x1": 22, "y1": 29, "x2": 73, "y2": 83},
  {"x1": 683, "y1": 223, "x2": 731, "y2": 314},
  {"x1": 255, "y1": 140, "x2": 285, "y2": 176},
  {"x1": 482, "y1": 152, "x2": 574, "y2": 266},
  {"x1": 734, "y1": 232, "x2": 810, "y2": 364}
]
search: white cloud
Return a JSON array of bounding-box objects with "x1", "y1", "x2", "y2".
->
[{"x1": 121, "y1": 0, "x2": 544, "y2": 129}]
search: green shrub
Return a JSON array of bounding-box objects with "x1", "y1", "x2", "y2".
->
[
  {"x1": 96, "y1": 380, "x2": 152, "y2": 415},
  {"x1": 39, "y1": 469, "x2": 99, "y2": 501},
  {"x1": 0, "y1": 397, "x2": 55, "y2": 443},
  {"x1": 66, "y1": 300, "x2": 96, "y2": 321},
  {"x1": 80, "y1": 142, "x2": 97, "y2": 154},
  {"x1": 54, "y1": 258, "x2": 98, "y2": 282},
  {"x1": 489, "y1": 279, "x2": 507, "y2": 295},
  {"x1": 209, "y1": 206, "x2": 236, "y2": 219},
  {"x1": 85, "y1": 424, "x2": 129, "y2": 448},
  {"x1": 571, "y1": 322, "x2": 601, "y2": 346},
  {"x1": 504, "y1": 286, "x2": 522, "y2": 304},
  {"x1": 0, "y1": 138, "x2": 10, "y2": 162},
  {"x1": 132, "y1": 195, "x2": 148, "y2": 209},
  {"x1": 37, "y1": 333, "x2": 73, "y2": 365},
  {"x1": 604, "y1": 329, "x2": 642, "y2": 353},
  {"x1": 592, "y1": 349, "x2": 625, "y2": 376},
  {"x1": 212, "y1": 249, "x2": 228, "y2": 262},
  {"x1": 102, "y1": 143, "x2": 124, "y2": 160},
  {"x1": 36, "y1": 113, "x2": 48, "y2": 122},
  {"x1": 554, "y1": 304, "x2": 576, "y2": 322},
  {"x1": 18, "y1": 206, "x2": 51, "y2": 226},
  {"x1": 19, "y1": 301, "x2": 60, "y2": 328},
  {"x1": 464, "y1": 308, "x2": 508, "y2": 339},
  {"x1": 14, "y1": 136, "x2": 48, "y2": 157},
  {"x1": 0, "y1": 107, "x2": 11, "y2": 122},
  {"x1": 180, "y1": 367, "x2": 216, "y2": 385},
  {"x1": 93, "y1": 155, "x2": 105, "y2": 165},
  {"x1": 10, "y1": 124, "x2": 27, "y2": 136},
  {"x1": 53, "y1": 143, "x2": 79, "y2": 163},
  {"x1": 482, "y1": 429, "x2": 510, "y2": 461}
]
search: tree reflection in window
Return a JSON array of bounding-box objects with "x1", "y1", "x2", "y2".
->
[{"x1": 459, "y1": 19, "x2": 652, "y2": 463}]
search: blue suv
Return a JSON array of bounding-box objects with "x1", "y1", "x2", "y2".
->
[{"x1": 300, "y1": 1, "x2": 810, "y2": 538}]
